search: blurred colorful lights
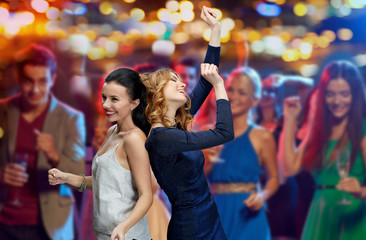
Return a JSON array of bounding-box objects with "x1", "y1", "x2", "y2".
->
[{"x1": 256, "y1": 3, "x2": 281, "y2": 17}]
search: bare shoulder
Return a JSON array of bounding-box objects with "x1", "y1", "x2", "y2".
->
[
  {"x1": 250, "y1": 125, "x2": 274, "y2": 142},
  {"x1": 123, "y1": 129, "x2": 147, "y2": 146}
]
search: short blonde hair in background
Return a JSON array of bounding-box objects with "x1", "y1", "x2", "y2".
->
[{"x1": 227, "y1": 67, "x2": 262, "y2": 100}]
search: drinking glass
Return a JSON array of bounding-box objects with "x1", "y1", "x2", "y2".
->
[
  {"x1": 336, "y1": 149, "x2": 351, "y2": 205},
  {"x1": 10, "y1": 152, "x2": 29, "y2": 206}
]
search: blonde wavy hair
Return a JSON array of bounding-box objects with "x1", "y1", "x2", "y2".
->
[{"x1": 142, "y1": 68, "x2": 194, "y2": 130}]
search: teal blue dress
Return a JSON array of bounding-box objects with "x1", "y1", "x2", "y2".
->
[{"x1": 208, "y1": 124, "x2": 271, "y2": 240}]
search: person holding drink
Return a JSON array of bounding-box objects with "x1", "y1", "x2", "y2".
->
[
  {"x1": 0, "y1": 44, "x2": 86, "y2": 240},
  {"x1": 280, "y1": 60, "x2": 366, "y2": 239}
]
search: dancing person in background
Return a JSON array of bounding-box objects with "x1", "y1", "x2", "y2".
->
[
  {"x1": 256, "y1": 74, "x2": 298, "y2": 239},
  {"x1": 289, "y1": 88, "x2": 317, "y2": 238},
  {"x1": 206, "y1": 67, "x2": 279, "y2": 240},
  {"x1": 143, "y1": 6, "x2": 234, "y2": 239},
  {"x1": 0, "y1": 44, "x2": 86, "y2": 240},
  {"x1": 49, "y1": 68, "x2": 152, "y2": 240},
  {"x1": 256, "y1": 74, "x2": 280, "y2": 132},
  {"x1": 171, "y1": 56, "x2": 200, "y2": 95},
  {"x1": 280, "y1": 60, "x2": 366, "y2": 239}
]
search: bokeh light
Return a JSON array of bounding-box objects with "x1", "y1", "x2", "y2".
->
[
  {"x1": 346, "y1": 0, "x2": 365, "y2": 8},
  {"x1": 170, "y1": 12, "x2": 182, "y2": 24},
  {"x1": 0, "y1": 7, "x2": 9, "y2": 23},
  {"x1": 166, "y1": 0, "x2": 179, "y2": 12},
  {"x1": 282, "y1": 49, "x2": 300, "y2": 62},
  {"x1": 181, "y1": 10, "x2": 194, "y2": 22},
  {"x1": 88, "y1": 47, "x2": 106, "y2": 60},
  {"x1": 172, "y1": 32, "x2": 190, "y2": 44},
  {"x1": 47, "y1": 7, "x2": 60, "y2": 20},
  {"x1": 158, "y1": 9, "x2": 172, "y2": 22},
  {"x1": 152, "y1": 40, "x2": 175, "y2": 56},
  {"x1": 31, "y1": 0, "x2": 49, "y2": 13},
  {"x1": 337, "y1": 28, "x2": 353, "y2": 41},
  {"x1": 130, "y1": 8, "x2": 145, "y2": 21},
  {"x1": 294, "y1": 3, "x2": 307, "y2": 17},
  {"x1": 300, "y1": 64, "x2": 319, "y2": 77},
  {"x1": 179, "y1": 1, "x2": 194, "y2": 11},
  {"x1": 100, "y1": 1, "x2": 113, "y2": 15}
]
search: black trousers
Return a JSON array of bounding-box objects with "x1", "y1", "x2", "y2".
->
[{"x1": 0, "y1": 223, "x2": 50, "y2": 240}]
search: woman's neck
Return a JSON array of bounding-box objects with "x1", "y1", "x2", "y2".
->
[
  {"x1": 233, "y1": 112, "x2": 250, "y2": 137},
  {"x1": 330, "y1": 116, "x2": 348, "y2": 140},
  {"x1": 165, "y1": 107, "x2": 177, "y2": 125},
  {"x1": 116, "y1": 117, "x2": 137, "y2": 133},
  {"x1": 260, "y1": 107, "x2": 276, "y2": 124}
]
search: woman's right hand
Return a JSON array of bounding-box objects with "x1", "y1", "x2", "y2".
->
[
  {"x1": 283, "y1": 96, "x2": 302, "y2": 120},
  {"x1": 201, "y1": 63, "x2": 222, "y2": 86},
  {"x1": 200, "y1": 6, "x2": 221, "y2": 29},
  {"x1": 48, "y1": 168, "x2": 67, "y2": 185}
]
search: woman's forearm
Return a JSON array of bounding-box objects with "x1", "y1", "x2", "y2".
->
[
  {"x1": 281, "y1": 117, "x2": 301, "y2": 176},
  {"x1": 213, "y1": 82, "x2": 228, "y2": 101},
  {"x1": 260, "y1": 177, "x2": 279, "y2": 202},
  {"x1": 209, "y1": 25, "x2": 221, "y2": 47},
  {"x1": 64, "y1": 173, "x2": 92, "y2": 191},
  {"x1": 118, "y1": 192, "x2": 153, "y2": 233}
]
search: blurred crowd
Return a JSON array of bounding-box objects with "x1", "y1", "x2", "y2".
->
[{"x1": 1, "y1": 35, "x2": 366, "y2": 240}]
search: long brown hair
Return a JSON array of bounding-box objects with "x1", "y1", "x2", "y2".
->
[
  {"x1": 142, "y1": 68, "x2": 194, "y2": 130},
  {"x1": 303, "y1": 61, "x2": 366, "y2": 171}
]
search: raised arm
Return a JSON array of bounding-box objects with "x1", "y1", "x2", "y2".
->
[
  {"x1": 110, "y1": 131, "x2": 152, "y2": 240},
  {"x1": 149, "y1": 67, "x2": 234, "y2": 155},
  {"x1": 189, "y1": 6, "x2": 221, "y2": 115},
  {"x1": 278, "y1": 97, "x2": 306, "y2": 176}
]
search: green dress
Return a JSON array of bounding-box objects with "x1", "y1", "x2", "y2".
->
[{"x1": 302, "y1": 139, "x2": 366, "y2": 240}]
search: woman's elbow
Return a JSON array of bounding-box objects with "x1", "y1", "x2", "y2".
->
[
  {"x1": 228, "y1": 128, "x2": 235, "y2": 141},
  {"x1": 140, "y1": 191, "x2": 153, "y2": 209},
  {"x1": 224, "y1": 127, "x2": 234, "y2": 141}
]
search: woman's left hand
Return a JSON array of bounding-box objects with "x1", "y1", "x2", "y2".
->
[
  {"x1": 337, "y1": 177, "x2": 364, "y2": 199},
  {"x1": 200, "y1": 6, "x2": 220, "y2": 29},
  {"x1": 243, "y1": 193, "x2": 264, "y2": 211},
  {"x1": 110, "y1": 224, "x2": 126, "y2": 240}
]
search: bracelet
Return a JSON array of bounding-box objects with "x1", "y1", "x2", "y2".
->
[{"x1": 77, "y1": 174, "x2": 87, "y2": 192}]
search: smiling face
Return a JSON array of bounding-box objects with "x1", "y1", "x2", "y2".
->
[
  {"x1": 163, "y1": 72, "x2": 187, "y2": 108},
  {"x1": 325, "y1": 77, "x2": 352, "y2": 120},
  {"x1": 19, "y1": 64, "x2": 55, "y2": 107},
  {"x1": 101, "y1": 81, "x2": 138, "y2": 123},
  {"x1": 227, "y1": 75, "x2": 259, "y2": 117}
]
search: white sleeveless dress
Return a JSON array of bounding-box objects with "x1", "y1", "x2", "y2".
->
[{"x1": 92, "y1": 144, "x2": 151, "y2": 240}]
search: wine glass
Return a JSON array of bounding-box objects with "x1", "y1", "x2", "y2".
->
[
  {"x1": 10, "y1": 152, "x2": 29, "y2": 206},
  {"x1": 336, "y1": 149, "x2": 351, "y2": 205}
]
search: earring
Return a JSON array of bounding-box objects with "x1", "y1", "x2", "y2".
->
[{"x1": 131, "y1": 108, "x2": 133, "y2": 111}]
